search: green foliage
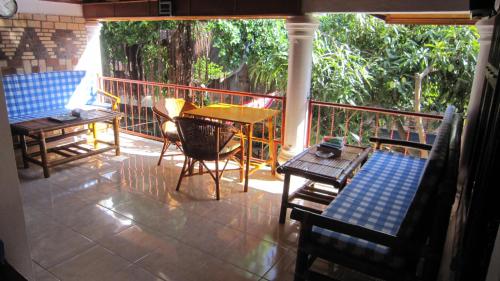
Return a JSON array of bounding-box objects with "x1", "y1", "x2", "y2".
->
[
  {"x1": 311, "y1": 14, "x2": 479, "y2": 112},
  {"x1": 101, "y1": 21, "x2": 177, "y2": 81},
  {"x1": 192, "y1": 57, "x2": 226, "y2": 86},
  {"x1": 101, "y1": 15, "x2": 479, "y2": 113},
  {"x1": 208, "y1": 20, "x2": 288, "y2": 92}
]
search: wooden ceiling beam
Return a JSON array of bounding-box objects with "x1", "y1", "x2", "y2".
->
[
  {"x1": 82, "y1": 0, "x2": 301, "y2": 21},
  {"x1": 375, "y1": 13, "x2": 477, "y2": 25}
]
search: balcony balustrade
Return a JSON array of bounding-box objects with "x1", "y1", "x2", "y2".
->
[{"x1": 98, "y1": 76, "x2": 443, "y2": 160}]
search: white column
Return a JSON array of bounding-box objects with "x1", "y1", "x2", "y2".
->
[
  {"x1": 459, "y1": 18, "x2": 494, "y2": 176},
  {"x1": 278, "y1": 15, "x2": 319, "y2": 164}
]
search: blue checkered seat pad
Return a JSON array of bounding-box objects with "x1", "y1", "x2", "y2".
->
[
  {"x1": 312, "y1": 151, "x2": 427, "y2": 268},
  {"x1": 2, "y1": 71, "x2": 102, "y2": 124}
]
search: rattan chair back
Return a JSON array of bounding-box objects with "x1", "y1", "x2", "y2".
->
[
  {"x1": 153, "y1": 98, "x2": 197, "y2": 138},
  {"x1": 152, "y1": 98, "x2": 197, "y2": 166},
  {"x1": 175, "y1": 117, "x2": 236, "y2": 161}
]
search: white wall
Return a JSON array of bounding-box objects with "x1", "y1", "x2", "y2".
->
[
  {"x1": 17, "y1": 0, "x2": 82, "y2": 16},
  {"x1": 0, "y1": 78, "x2": 33, "y2": 280}
]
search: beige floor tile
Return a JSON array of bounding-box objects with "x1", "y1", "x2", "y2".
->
[
  {"x1": 33, "y1": 262, "x2": 60, "y2": 281},
  {"x1": 57, "y1": 204, "x2": 134, "y2": 241},
  {"x1": 96, "y1": 189, "x2": 141, "y2": 209},
  {"x1": 29, "y1": 219, "x2": 95, "y2": 268},
  {"x1": 54, "y1": 176, "x2": 121, "y2": 204},
  {"x1": 107, "y1": 264, "x2": 166, "y2": 281},
  {"x1": 18, "y1": 132, "x2": 305, "y2": 280},
  {"x1": 136, "y1": 237, "x2": 209, "y2": 281},
  {"x1": 262, "y1": 250, "x2": 296, "y2": 281},
  {"x1": 19, "y1": 177, "x2": 61, "y2": 202},
  {"x1": 49, "y1": 245, "x2": 131, "y2": 281},
  {"x1": 225, "y1": 209, "x2": 300, "y2": 249},
  {"x1": 110, "y1": 195, "x2": 175, "y2": 228},
  {"x1": 176, "y1": 218, "x2": 242, "y2": 257},
  {"x1": 26, "y1": 185, "x2": 92, "y2": 220},
  {"x1": 197, "y1": 257, "x2": 260, "y2": 281},
  {"x1": 109, "y1": 193, "x2": 215, "y2": 241},
  {"x1": 98, "y1": 225, "x2": 169, "y2": 263},
  {"x1": 219, "y1": 234, "x2": 287, "y2": 276}
]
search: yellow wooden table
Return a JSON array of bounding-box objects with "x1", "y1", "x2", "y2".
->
[{"x1": 184, "y1": 103, "x2": 279, "y2": 192}]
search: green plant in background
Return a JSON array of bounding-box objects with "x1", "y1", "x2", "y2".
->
[
  {"x1": 207, "y1": 19, "x2": 289, "y2": 93},
  {"x1": 192, "y1": 57, "x2": 226, "y2": 86},
  {"x1": 312, "y1": 14, "x2": 479, "y2": 113},
  {"x1": 101, "y1": 14, "x2": 479, "y2": 113}
]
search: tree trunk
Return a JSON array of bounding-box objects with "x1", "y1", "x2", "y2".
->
[
  {"x1": 414, "y1": 65, "x2": 433, "y2": 157},
  {"x1": 167, "y1": 22, "x2": 194, "y2": 89}
]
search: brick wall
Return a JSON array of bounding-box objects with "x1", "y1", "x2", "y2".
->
[{"x1": 0, "y1": 13, "x2": 88, "y2": 75}]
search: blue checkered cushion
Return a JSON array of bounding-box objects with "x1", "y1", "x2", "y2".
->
[
  {"x1": 8, "y1": 108, "x2": 73, "y2": 124},
  {"x1": 397, "y1": 106, "x2": 455, "y2": 238},
  {"x1": 3, "y1": 71, "x2": 98, "y2": 124},
  {"x1": 313, "y1": 151, "x2": 427, "y2": 268}
]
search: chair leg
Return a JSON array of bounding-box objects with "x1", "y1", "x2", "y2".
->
[
  {"x1": 157, "y1": 141, "x2": 170, "y2": 166},
  {"x1": 188, "y1": 158, "x2": 196, "y2": 175},
  {"x1": 176, "y1": 157, "x2": 189, "y2": 191},
  {"x1": 294, "y1": 250, "x2": 309, "y2": 281},
  {"x1": 199, "y1": 162, "x2": 203, "y2": 175},
  {"x1": 215, "y1": 159, "x2": 220, "y2": 200}
]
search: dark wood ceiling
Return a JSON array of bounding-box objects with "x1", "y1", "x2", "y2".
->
[{"x1": 41, "y1": 0, "x2": 474, "y2": 24}]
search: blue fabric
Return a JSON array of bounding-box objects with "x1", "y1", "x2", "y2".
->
[
  {"x1": 3, "y1": 71, "x2": 97, "y2": 124},
  {"x1": 8, "y1": 108, "x2": 73, "y2": 124},
  {"x1": 398, "y1": 106, "x2": 455, "y2": 238},
  {"x1": 313, "y1": 151, "x2": 427, "y2": 267}
]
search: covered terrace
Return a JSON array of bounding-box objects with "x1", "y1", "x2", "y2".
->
[{"x1": 0, "y1": 0, "x2": 498, "y2": 281}]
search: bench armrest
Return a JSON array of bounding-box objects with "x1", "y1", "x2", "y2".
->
[
  {"x1": 97, "y1": 89, "x2": 120, "y2": 111},
  {"x1": 369, "y1": 137, "x2": 432, "y2": 151},
  {"x1": 291, "y1": 207, "x2": 401, "y2": 248}
]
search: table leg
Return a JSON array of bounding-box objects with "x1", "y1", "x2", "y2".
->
[
  {"x1": 267, "y1": 117, "x2": 276, "y2": 175},
  {"x1": 244, "y1": 123, "x2": 253, "y2": 192},
  {"x1": 19, "y1": 135, "x2": 29, "y2": 168},
  {"x1": 39, "y1": 131, "x2": 50, "y2": 178},
  {"x1": 91, "y1": 122, "x2": 98, "y2": 148},
  {"x1": 239, "y1": 130, "x2": 244, "y2": 183},
  {"x1": 113, "y1": 118, "x2": 120, "y2": 156},
  {"x1": 279, "y1": 173, "x2": 291, "y2": 224}
]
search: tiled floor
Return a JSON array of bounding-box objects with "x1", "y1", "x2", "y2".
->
[{"x1": 18, "y1": 133, "x2": 373, "y2": 281}]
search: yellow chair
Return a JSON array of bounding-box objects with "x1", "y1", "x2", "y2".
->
[{"x1": 152, "y1": 98, "x2": 198, "y2": 165}]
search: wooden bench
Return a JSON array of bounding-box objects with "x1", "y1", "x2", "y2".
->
[{"x1": 291, "y1": 105, "x2": 462, "y2": 281}]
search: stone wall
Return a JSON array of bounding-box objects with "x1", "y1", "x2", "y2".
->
[{"x1": 0, "y1": 13, "x2": 88, "y2": 75}]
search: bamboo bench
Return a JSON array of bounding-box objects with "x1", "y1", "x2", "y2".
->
[{"x1": 291, "y1": 105, "x2": 462, "y2": 281}]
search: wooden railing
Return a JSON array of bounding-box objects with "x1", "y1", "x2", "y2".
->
[{"x1": 99, "y1": 76, "x2": 444, "y2": 159}]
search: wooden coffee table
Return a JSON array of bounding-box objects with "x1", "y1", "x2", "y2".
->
[
  {"x1": 11, "y1": 110, "x2": 123, "y2": 178},
  {"x1": 277, "y1": 144, "x2": 370, "y2": 223}
]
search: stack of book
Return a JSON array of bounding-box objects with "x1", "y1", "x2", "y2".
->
[
  {"x1": 317, "y1": 136, "x2": 344, "y2": 158},
  {"x1": 320, "y1": 136, "x2": 344, "y2": 150}
]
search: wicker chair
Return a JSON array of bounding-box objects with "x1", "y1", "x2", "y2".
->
[
  {"x1": 175, "y1": 117, "x2": 244, "y2": 200},
  {"x1": 153, "y1": 98, "x2": 198, "y2": 166}
]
